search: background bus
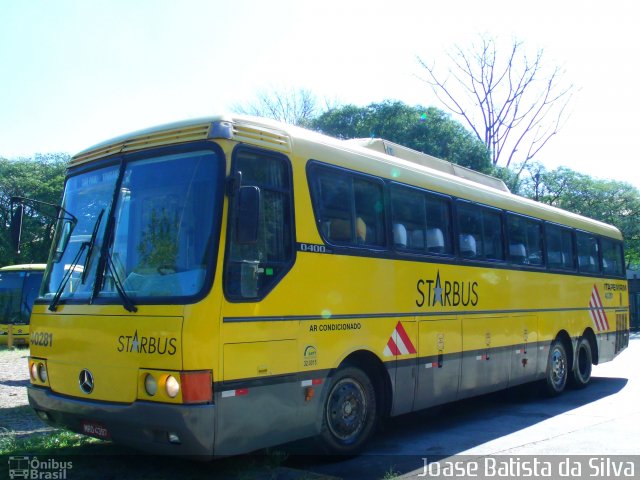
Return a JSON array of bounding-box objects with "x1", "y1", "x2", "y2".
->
[
  {"x1": 24, "y1": 115, "x2": 629, "y2": 458},
  {"x1": 0, "y1": 264, "x2": 46, "y2": 346}
]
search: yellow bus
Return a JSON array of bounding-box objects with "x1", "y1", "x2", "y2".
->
[
  {"x1": 0, "y1": 264, "x2": 46, "y2": 346},
  {"x1": 25, "y1": 115, "x2": 629, "y2": 457}
]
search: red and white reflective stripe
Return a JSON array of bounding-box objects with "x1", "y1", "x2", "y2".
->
[
  {"x1": 301, "y1": 379, "x2": 323, "y2": 387},
  {"x1": 383, "y1": 321, "x2": 417, "y2": 357},
  {"x1": 221, "y1": 388, "x2": 249, "y2": 398},
  {"x1": 424, "y1": 362, "x2": 439, "y2": 369},
  {"x1": 476, "y1": 354, "x2": 489, "y2": 361},
  {"x1": 515, "y1": 349, "x2": 522, "y2": 355},
  {"x1": 589, "y1": 284, "x2": 610, "y2": 331}
]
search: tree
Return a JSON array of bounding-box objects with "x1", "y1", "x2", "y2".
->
[
  {"x1": 0, "y1": 154, "x2": 68, "y2": 267},
  {"x1": 518, "y1": 163, "x2": 640, "y2": 267},
  {"x1": 310, "y1": 101, "x2": 492, "y2": 173},
  {"x1": 231, "y1": 87, "x2": 324, "y2": 127},
  {"x1": 417, "y1": 35, "x2": 574, "y2": 170}
]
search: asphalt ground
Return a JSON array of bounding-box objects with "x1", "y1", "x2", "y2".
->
[{"x1": 284, "y1": 333, "x2": 640, "y2": 479}]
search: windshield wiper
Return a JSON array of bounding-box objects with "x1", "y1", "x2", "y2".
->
[
  {"x1": 105, "y1": 253, "x2": 137, "y2": 313},
  {"x1": 48, "y1": 242, "x2": 88, "y2": 312},
  {"x1": 81, "y1": 209, "x2": 104, "y2": 283},
  {"x1": 48, "y1": 210, "x2": 104, "y2": 312}
]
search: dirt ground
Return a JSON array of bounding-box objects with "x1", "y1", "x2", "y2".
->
[{"x1": 0, "y1": 348, "x2": 56, "y2": 438}]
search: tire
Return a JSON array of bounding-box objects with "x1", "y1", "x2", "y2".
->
[
  {"x1": 569, "y1": 337, "x2": 592, "y2": 389},
  {"x1": 543, "y1": 340, "x2": 568, "y2": 396},
  {"x1": 319, "y1": 366, "x2": 377, "y2": 455}
]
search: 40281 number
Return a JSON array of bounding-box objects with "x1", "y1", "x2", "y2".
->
[{"x1": 31, "y1": 332, "x2": 53, "y2": 347}]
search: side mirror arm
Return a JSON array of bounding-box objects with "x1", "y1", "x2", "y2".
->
[{"x1": 9, "y1": 196, "x2": 78, "y2": 254}]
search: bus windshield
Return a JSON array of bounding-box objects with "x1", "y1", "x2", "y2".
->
[
  {"x1": 42, "y1": 148, "x2": 224, "y2": 305},
  {"x1": 0, "y1": 270, "x2": 43, "y2": 324},
  {"x1": 0, "y1": 271, "x2": 24, "y2": 323}
]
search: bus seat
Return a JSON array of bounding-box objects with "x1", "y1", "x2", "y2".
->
[
  {"x1": 579, "y1": 255, "x2": 596, "y2": 270},
  {"x1": 393, "y1": 223, "x2": 407, "y2": 248},
  {"x1": 426, "y1": 228, "x2": 445, "y2": 253},
  {"x1": 547, "y1": 250, "x2": 562, "y2": 266},
  {"x1": 356, "y1": 217, "x2": 367, "y2": 243},
  {"x1": 327, "y1": 218, "x2": 351, "y2": 241},
  {"x1": 509, "y1": 243, "x2": 527, "y2": 264},
  {"x1": 410, "y1": 230, "x2": 425, "y2": 249},
  {"x1": 459, "y1": 234, "x2": 477, "y2": 258}
]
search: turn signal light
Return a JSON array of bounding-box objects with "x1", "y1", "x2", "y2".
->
[{"x1": 180, "y1": 371, "x2": 212, "y2": 404}]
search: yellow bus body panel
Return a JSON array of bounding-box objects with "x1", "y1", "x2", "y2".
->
[{"x1": 30, "y1": 304, "x2": 183, "y2": 403}]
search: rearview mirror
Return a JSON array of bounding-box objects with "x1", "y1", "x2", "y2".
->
[
  {"x1": 52, "y1": 219, "x2": 74, "y2": 263},
  {"x1": 10, "y1": 203, "x2": 24, "y2": 254}
]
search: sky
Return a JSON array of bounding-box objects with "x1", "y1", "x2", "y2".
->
[{"x1": 1, "y1": 0, "x2": 639, "y2": 187}]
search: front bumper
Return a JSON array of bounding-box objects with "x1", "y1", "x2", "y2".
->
[{"x1": 28, "y1": 385, "x2": 216, "y2": 458}]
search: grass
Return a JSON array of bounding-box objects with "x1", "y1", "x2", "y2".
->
[
  {"x1": 0, "y1": 428, "x2": 317, "y2": 479},
  {"x1": 381, "y1": 466, "x2": 400, "y2": 480},
  {"x1": 0, "y1": 429, "x2": 102, "y2": 456}
]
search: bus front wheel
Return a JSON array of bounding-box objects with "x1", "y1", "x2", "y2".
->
[
  {"x1": 320, "y1": 366, "x2": 377, "y2": 455},
  {"x1": 544, "y1": 340, "x2": 568, "y2": 396},
  {"x1": 569, "y1": 337, "x2": 592, "y2": 389}
]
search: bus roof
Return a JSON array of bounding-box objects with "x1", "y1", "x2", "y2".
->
[
  {"x1": 0, "y1": 264, "x2": 47, "y2": 272},
  {"x1": 70, "y1": 114, "x2": 622, "y2": 241}
]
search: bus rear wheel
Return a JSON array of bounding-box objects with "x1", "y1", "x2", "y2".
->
[
  {"x1": 569, "y1": 337, "x2": 592, "y2": 389},
  {"x1": 543, "y1": 340, "x2": 568, "y2": 396},
  {"x1": 320, "y1": 366, "x2": 377, "y2": 455}
]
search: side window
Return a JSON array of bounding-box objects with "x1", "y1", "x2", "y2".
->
[
  {"x1": 425, "y1": 194, "x2": 453, "y2": 255},
  {"x1": 601, "y1": 238, "x2": 624, "y2": 277},
  {"x1": 390, "y1": 185, "x2": 425, "y2": 251},
  {"x1": 311, "y1": 164, "x2": 386, "y2": 248},
  {"x1": 545, "y1": 224, "x2": 576, "y2": 270},
  {"x1": 316, "y1": 173, "x2": 351, "y2": 242},
  {"x1": 225, "y1": 148, "x2": 294, "y2": 300},
  {"x1": 21, "y1": 272, "x2": 44, "y2": 323},
  {"x1": 390, "y1": 185, "x2": 452, "y2": 255},
  {"x1": 354, "y1": 178, "x2": 385, "y2": 246},
  {"x1": 576, "y1": 231, "x2": 600, "y2": 274},
  {"x1": 506, "y1": 214, "x2": 544, "y2": 266},
  {"x1": 456, "y1": 202, "x2": 504, "y2": 261}
]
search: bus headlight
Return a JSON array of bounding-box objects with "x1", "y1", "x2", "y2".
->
[
  {"x1": 37, "y1": 363, "x2": 48, "y2": 383},
  {"x1": 165, "y1": 375, "x2": 180, "y2": 398},
  {"x1": 30, "y1": 362, "x2": 39, "y2": 381},
  {"x1": 144, "y1": 374, "x2": 157, "y2": 396}
]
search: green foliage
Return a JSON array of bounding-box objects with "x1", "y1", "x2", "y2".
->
[
  {"x1": 309, "y1": 101, "x2": 492, "y2": 173},
  {"x1": 0, "y1": 154, "x2": 68, "y2": 268},
  {"x1": 137, "y1": 208, "x2": 179, "y2": 270},
  {"x1": 518, "y1": 162, "x2": 640, "y2": 267}
]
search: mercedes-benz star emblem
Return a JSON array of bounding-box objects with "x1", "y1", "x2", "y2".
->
[{"x1": 79, "y1": 369, "x2": 94, "y2": 394}]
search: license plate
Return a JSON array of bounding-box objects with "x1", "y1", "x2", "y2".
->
[{"x1": 81, "y1": 420, "x2": 110, "y2": 440}]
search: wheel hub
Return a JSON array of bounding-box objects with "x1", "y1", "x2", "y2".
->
[{"x1": 327, "y1": 379, "x2": 367, "y2": 442}]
